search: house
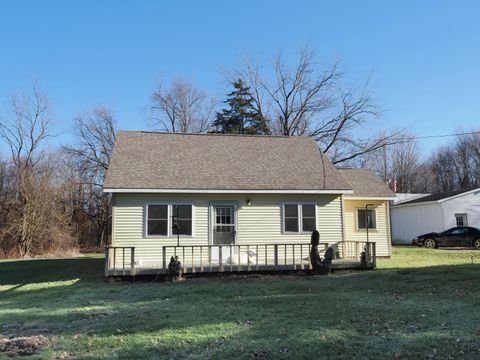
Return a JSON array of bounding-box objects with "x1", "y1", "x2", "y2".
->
[
  {"x1": 103, "y1": 131, "x2": 387, "y2": 275},
  {"x1": 338, "y1": 168, "x2": 396, "y2": 257},
  {"x1": 391, "y1": 188, "x2": 480, "y2": 244}
]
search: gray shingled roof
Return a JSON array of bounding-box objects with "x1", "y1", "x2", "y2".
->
[
  {"x1": 398, "y1": 188, "x2": 479, "y2": 205},
  {"x1": 338, "y1": 168, "x2": 395, "y2": 198},
  {"x1": 104, "y1": 131, "x2": 351, "y2": 191}
]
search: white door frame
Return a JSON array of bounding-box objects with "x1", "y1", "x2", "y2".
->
[{"x1": 208, "y1": 201, "x2": 239, "y2": 246}]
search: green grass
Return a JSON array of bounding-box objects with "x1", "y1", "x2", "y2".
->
[{"x1": 1, "y1": 247, "x2": 480, "y2": 359}]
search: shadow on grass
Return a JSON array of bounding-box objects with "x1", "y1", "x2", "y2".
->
[
  {"x1": 0, "y1": 257, "x2": 103, "y2": 286},
  {"x1": 1, "y1": 257, "x2": 479, "y2": 359}
]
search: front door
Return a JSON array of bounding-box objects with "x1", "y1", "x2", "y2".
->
[{"x1": 211, "y1": 206, "x2": 236, "y2": 263}]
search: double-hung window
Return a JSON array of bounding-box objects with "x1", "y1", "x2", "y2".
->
[
  {"x1": 283, "y1": 204, "x2": 316, "y2": 233},
  {"x1": 172, "y1": 205, "x2": 193, "y2": 236},
  {"x1": 356, "y1": 209, "x2": 376, "y2": 230},
  {"x1": 147, "y1": 205, "x2": 169, "y2": 236},
  {"x1": 146, "y1": 203, "x2": 193, "y2": 236}
]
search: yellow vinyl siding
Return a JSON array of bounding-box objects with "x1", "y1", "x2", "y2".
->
[
  {"x1": 343, "y1": 199, "x2": 391, "y2": 257},
  {"x1": 112, "y1": 193, "x2": 343, "y2": 264}
]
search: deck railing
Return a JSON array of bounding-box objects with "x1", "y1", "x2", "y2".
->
[
  {"x1": 105, "y1": 246, "x2": 135, "y2": 276},
  {"x1": 161, "y1": 243, "x2": 327, "y2": 274},
  {"x1": 104, "y1": 241, "x2": 376, "y2": 277}
]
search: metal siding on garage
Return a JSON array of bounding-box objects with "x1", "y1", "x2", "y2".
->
[{"x1": 390, "y1": 203, "x2": 444, "y2": 244}]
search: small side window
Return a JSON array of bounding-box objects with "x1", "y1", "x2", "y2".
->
[
  {"x1": 147, "y1": 205, "x2": 168, "y2": 236},
  {"x1": 284, "y1": 205, "x2": 299, "y2": 232},
  {"x1": 455, "y1": 214, "x2": 467, "y2": 227},
  {"x1": 357, "y1": 209, "x2": 376, "y2": 230}
]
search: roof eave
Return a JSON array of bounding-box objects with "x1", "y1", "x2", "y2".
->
[
  {"x1": 344, "y1": 196, "x2": 397, "y2": 201},
  {"x1": 392, "y1": 200, "x2": 439, "y2": 208},
  {"x1": 103, "y1": 187, "x2": 354, "y2": 195}
]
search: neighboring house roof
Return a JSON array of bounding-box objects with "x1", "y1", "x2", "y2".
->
[
  {"x1": 393, "y1": 193, "x2": 430, "y2": 205},
  {"x1": 395, "y1": 188, "x2": 480, "y2": 206},
  {"x1": 104, "y1": 131, "x2": 352, "y2": 193},
  {"x1": 337, "y1": 168, "x2": 396, "y2": 199}
]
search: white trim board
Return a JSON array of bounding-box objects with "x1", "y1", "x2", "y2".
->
[
  {"x1": 104, "y1": 188, "x2": 353, "y2": 195},
  {"x1": 345, "y1": 196, "x2": 396, "y2": 201}
]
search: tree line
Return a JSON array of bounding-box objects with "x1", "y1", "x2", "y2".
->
[
  {"x1": 0, "y1": 45, "x2": 478, "y2": 258},
  {"x1": 359, "y1": 132, "x2": 480, "y2": 193}
]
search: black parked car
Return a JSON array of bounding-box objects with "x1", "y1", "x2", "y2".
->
[{"x1": 412, "y1": 227, "x2": 480, "y2": 249}]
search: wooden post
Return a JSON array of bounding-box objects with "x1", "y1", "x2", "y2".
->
[
  {"x1": 256, "y1": 245, "x2": 259, "y2": 271},
  {"x1": 364, "y1": 243, "x2": 370, "y2": 268},
  {"x1": 219, "y1": 246, "x2": 223, "y2": 272},
  {"x1": 292, "y1": 245, "x2": 295, "y2": 270},
  {"x1": 182, "y1": 247, "x2": 185, "y2": 273},
  {"x1": 122, "y1": 248, "x2": 125, "y2": 275},
  {"x1": 162, "y1": 246, "x2": 167, "y2": 272},
  {"x1": 372, "y1": 243, "x2": 377, "y2": 268},
  {"x1": 130, "y1": 247, "x2": 135, "y2": 276},
  {"x1": 274, "y1": 244, "x2": 279, "y2": 270},
  {"x1": 265, "y1": 245, "x2": 267, "y2": 267},
  {"x1": 200, "y1": 246, "x2": 204, "y2": 273},
  {"x1": 113, "y1": 247, "x2": 116, "y2": 273},
  {"x1": 192, "y1": 246, "x2": 195, "y2": 273},
  {"x1": 355, "y1": 242, "x2": 359, "y2": 261},
  {"x1": 230, "y1": 245, "x2": 233, "y2": 272},
  {"x1": 247, "y1": 245, "x2": 250, "y2": 272},
  {"x1": 308, "y1": 244, "x2": 312, "y2": 270},
  {"x1": 238, "y1": 245, "x2": 241, "y2": 272},
  {"x1": 209, "y1": 246, "x2": 212, "y2": 272},
  {"x1": 300, "y1": 245, "x2": 303, "y2": 270},
  {"x1": 104, "y1": 247, "x2": 110, "y2": 277}
]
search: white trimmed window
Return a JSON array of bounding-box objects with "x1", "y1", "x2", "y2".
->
[
  {"x1": 172, "y1": 205, "x2": 193, "y2": 235},
  {"x1": 146, "y1": 203, "x2": 193, "y2": 236},
  {"x1": 356, "y1": 208, "x2": 376, "y2": 230},
  {"x1": 455, "y1": 213, "x2": 467, "y2": 227},
  {"x1": 283, "y1": 204, "x2": 316, "y2": 233}
]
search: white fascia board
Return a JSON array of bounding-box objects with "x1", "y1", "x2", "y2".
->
[
  {"x1": 392, "y1": 200, "x2": 439, "y2": 208},
  {"x1": 103, "y1": 188, "x2": 354, "y2": 195},
  {"x1": 344, "y1": 196, "x2": 397, "y2": 201}
]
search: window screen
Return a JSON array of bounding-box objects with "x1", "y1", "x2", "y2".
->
[
  {"x1": 147, "y1": 205, "x2": 168, "y2": 236},
  {"x1": 357, "y1": 209, "x2": 376, "y2": 229},
  {"x1": 284, "y1": 205, "x2": 299, "y2": 232},
  {"x1": 301, "y1": 204, "x2": 316, "y2": 232},
  {"x1": 172, "y1": 205, "x2": 193, "y2": 236}
]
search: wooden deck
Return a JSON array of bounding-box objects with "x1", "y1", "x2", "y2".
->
[{"x1": 105, "y1": 241, "x2": 376, "y2": 277}]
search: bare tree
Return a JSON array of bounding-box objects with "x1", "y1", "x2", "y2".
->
[
  {"x1": 232, "y1": 45, "x2": 401, "y2": 164},
  {"x1": 64, "y1": 105, "x2": 117, "y2": 247},
  {"x1": 428, "y1": 132, "x2": 480, "y2": 192},
  {"x1": 0, "y1": 83, "x2": 70, "y2": 257},
  {"x1": 150, "y1": 78, "x2": 215, "y2": 133}
]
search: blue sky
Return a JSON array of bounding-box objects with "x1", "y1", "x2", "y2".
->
[{"x1": 0, "y1": 0, "x2": 479, "y2": 152}]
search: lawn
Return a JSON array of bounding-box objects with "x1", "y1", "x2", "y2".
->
[{"x1": 0, "y1": 246, "x2": 479, "y2": 359}]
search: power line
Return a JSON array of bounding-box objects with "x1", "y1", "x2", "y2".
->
[
  {"x1": 360, "y1": 130, "x2": 480, "y2": 144},
  {"x1": 402, "y1": 130, "x2": 480, "y2": 141}
]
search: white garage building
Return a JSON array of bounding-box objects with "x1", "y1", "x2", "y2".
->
[{"x1": 391, "y1": 188, "x2": 480, "y2": 244}]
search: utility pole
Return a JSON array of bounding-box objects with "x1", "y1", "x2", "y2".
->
[{"x1": 383, "y1": 144, "x2": 388, "y2": 184}]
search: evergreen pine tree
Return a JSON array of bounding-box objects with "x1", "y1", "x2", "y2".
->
[{"x1": 213, "y1": 79, "x2": 269, "y2": 135}]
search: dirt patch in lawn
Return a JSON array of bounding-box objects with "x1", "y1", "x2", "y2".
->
[{"x1": 0, "y1": 335, "x2": 49, "y2": 357}]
